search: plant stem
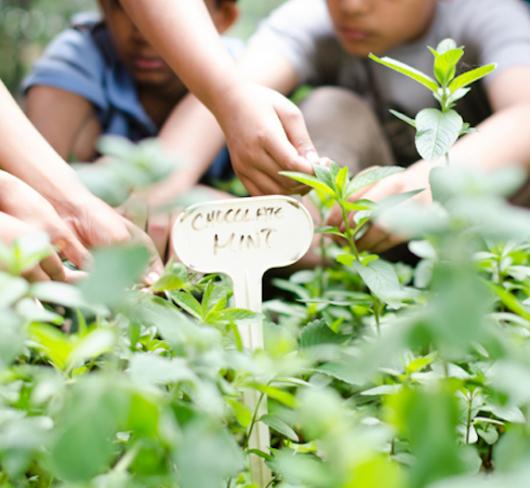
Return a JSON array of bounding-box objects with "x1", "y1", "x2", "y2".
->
[
  {"x1": 246, "y1": 390, "x2": 266, "y2": 446},
  {"x1": 465, "y1": 390, "x2": 474, "y2": 444},
  {"x1": 340, "y1": 204, "x2": 360, "y2": 261}
]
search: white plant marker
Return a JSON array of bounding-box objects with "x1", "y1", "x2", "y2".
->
[{"x1": 172, "y1": 195, "x2": 314, "y2": 487}]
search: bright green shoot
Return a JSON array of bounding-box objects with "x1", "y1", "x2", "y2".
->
[
  {"x1": 370, "y1": 39, "x2": 496, "y2": 162},
  {"x1": 281, "y1": 162, "x2": 403, "y2": 261}
]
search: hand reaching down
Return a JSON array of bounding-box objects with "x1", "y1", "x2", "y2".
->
[{"x1": 216, "y1": 83, "x2": 318, "y2": 196}]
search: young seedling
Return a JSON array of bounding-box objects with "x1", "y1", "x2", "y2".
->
[
  {"x1": 282, "y1": 162, "x2": 403, "y2": 264},
  {"x1": 370, "y1": 39, "x2": 496, "y2": 164}
]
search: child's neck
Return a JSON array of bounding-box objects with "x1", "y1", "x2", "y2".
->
[{"x1": 138, "y1": 84, "x2": 188, "y2": 128}]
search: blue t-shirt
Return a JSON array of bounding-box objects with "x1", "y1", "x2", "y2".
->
[{"x1": 23, "y1": 15, "x2": 243, "y2": 144}]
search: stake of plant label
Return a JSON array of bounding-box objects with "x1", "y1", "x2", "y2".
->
[{"x1": 172, "y1": 195, "x2": 314, "y2": 487}]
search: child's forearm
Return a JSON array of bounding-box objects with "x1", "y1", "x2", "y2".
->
[
  {"x1": 120, "y1": 0, "x2": 239, "y2": 112},
  {"x1": 159, "y1": 95, "x2": 225, "y2": 184},
  {"x1": 138, "y1": 95, "x2": 226, "y2": 206},
  {"x1": 0, "y1": 82, "x2": 92, "y2": 214},
  {"x1": 448, "y1": 103, "x2": 530, "y2": 171}
]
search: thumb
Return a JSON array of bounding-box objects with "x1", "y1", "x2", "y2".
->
[{"x1": 274, "y1": 97, "x2": 319, "y2": 169}]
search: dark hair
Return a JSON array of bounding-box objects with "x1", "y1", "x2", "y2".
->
[{"x1": 215, "y1": 0, "x2": 238, "y2": 6}]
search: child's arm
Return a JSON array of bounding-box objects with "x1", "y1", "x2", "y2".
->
[
  {"x1": 0, "y1": 211, "x2": 69, "y2": 282},
  {"x1": 119, "y1": 0, "x2": 317, "y2": 196},
  {"x1": 134, "y1": 94, "x2": 227, "y2": 208},
  {"x1": 25, "y1": 85, "x2": 101, "y2": 161},
  {"x1": 0, "y1": 82, "x2": 163, "y2": 277},
  {"x1": 133, "y1": 34, "x2": 305, "y2": 201}
]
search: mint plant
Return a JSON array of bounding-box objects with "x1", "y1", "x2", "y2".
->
[
  {"x1": 1, "y1": 40, "x2": 530, "y2": 488},
  {"x1": 370, "y1": 39, "x2": 496, "y2": 163},
  {"x1": 281, "y1": 162, "x2": 403, "y2": 262}
]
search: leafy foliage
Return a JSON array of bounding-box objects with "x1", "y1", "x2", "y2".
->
[
  {"x1": 0, "y1": 38, "x2": 529, "y2": 488},
  {"x1": 370, "y1": 39, "x2": 496, "y2": 161}
]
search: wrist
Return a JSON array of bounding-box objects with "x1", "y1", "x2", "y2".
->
[{"x1": 208, "y1": 78, "x2": 249, "y2": 126}]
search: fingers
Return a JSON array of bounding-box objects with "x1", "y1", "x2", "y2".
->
[
  {"x1": 274, "y1": 96, "x2": 318, "y2": 166},
  {"x1": 63, "y1": 267, "x2": 88, "y2": 284},
  {"x1": 54, "y1": 231, "x2": 91, "y2": 270},
  {"x1": 356, "y1": 225, "x2": 388, "y2": 253},
  {"x1": 40, "y1": 253, "x2": 67, "y2": 282},
  {"x1": 23, "y1": 265, "x2": 51, "y2": 283},
  {"x1": 166, "y1": 209, "x2": 181, "y2": 263},
  {"x1": 356, "y1": 224, "x2": 405, "y2": 254},
  {"x1": 123, "y1": 218, "x2": 164, "y2": 282},
  {"x1": 234, "y1": 143, "x2": 293, "y2": 196},
  {"x1": 147, "y1": 211, "x2": 171, "y2": 259}
]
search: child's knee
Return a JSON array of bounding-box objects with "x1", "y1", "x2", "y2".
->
[{"x1": 300, "y1": 86, "x2": 394, "y2": 169}]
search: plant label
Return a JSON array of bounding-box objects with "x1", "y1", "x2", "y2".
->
[
  {"x1": 172, "y1": 195, "x2": 313, "y2": 289},
  {"x1": 172, "y1": 195, "x2": 313, "y2": 486}
]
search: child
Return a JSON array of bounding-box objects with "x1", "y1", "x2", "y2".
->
[
  {"x1": 238, "y1": 0, "x2": 530, "y2": 252},
  {"x1": 22, "y1": 0, "x2": 241, "y2": 258},
  {"x1": 23, "y1": 0, "x2": 240, "y2": 160}
]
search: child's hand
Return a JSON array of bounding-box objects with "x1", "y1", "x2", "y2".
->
[
  {"x1": 215, "y1": 83, "x2": 318, "y2": 196},
  {"x1": 328, "y1": 161, "x2": 434, "y2": 253},
  {"x1": 63, "y1": 196, "x2": 164, "y2": 284},
  {"x1": 0, "y1": 212, "x2": 72, "y2": 282},
  {"x1": 0, "y1": 172, "x2": 90, "y2": 268}
]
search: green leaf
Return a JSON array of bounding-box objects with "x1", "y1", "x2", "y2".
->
[
  {"x1": 361, "y1": 384, "x2": 402, "y2": 396},
  {"x1": 336, "y1": 252, "x2": 355, "y2": 267},
  {"x1": 447, "y1": 88, "x2": 471, "y2": 107},
  {"x1": 433, "y1": 47, "x2": 464, "y2": 86},
  {"x1": 342, "y1": 199, "x2": 375, "y2": 213},
  {"x1": 79, "y1": 245, "x2": 150, "y2": 306},
  {"x1": 261, "y1": 414, "x2": 299, "y2": 442},
  {"x1": 272, "y1": 450, "x2": 329, "y2": 486},
  {"x1": 67, "y1": 329, "x2": 115, "y2": 370},
  {"x1": 491, "y1": 285, "x2": 530, "y2": 321},
  {"x1": 176, "y1": 420, "x2": 243, "y2": 488},
  {"x1": 279, "y1": 171, "x2": 335, "y2": 196},
  {"x1": 27, "y1": 323, "x2": 74, "y2": 371},
  {"x1": 313, "y1": 163, "x2": 336, "y2": 188},
  {"x1": 226, "y1": 398, "x2": 252, "y2": 428},
  {"x1": 0, "y1": 310, "x2": 24, "y2": 366},
  {"x1": 335, "y1": 166, "x2": 350, "y2": 198},
  {"x1": 49, "y1": 376, "x2": 130, "y2": 482},
  {"x1": 150, "y1": 273, "x2": 187, "y2": 293},
  {"x1": 217, "y1": 308, "x2": 256, "y2": 323},
  {"x1": 128, "y1": 353, "x2": 195, "y2": 386},
  {"x1": 415, "y1": 108, "x2": 463, "y2": 160},
  {"x1": 315, "y1": 225, "x2": 345, "y2": 238},
  {"x1": 389, "y1": 109, "x2": 417, "y2": 128},
  {"x1": 449, "y1": 63, "x2": 497, "y2": 92},
  {"x1": 369, "y1": 53, "x2": 439, "y2": 93},
  {"x1": 354, "y1": 260, "x2": 416, "y2": 308},
  {"x1": 0, "y1": 273, "x2": 28, "y2": 308},
  {"x1": 436, "y1": 39, "x2": 458, "y2": 54},
  {"x1": 346, "y1": 166, "x2": 404, "y2": 197},
  {"x1": 299, "y1": 319, "x2": 348, "y2": 349},
  {"x1": 31, "y1": 282, "x2": 96, "y2": 310},
  {"x1": 250, "y1": 383, "x2": 297, "y2": 408}
]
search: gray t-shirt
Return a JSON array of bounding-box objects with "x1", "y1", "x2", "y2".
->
[{"x1": 250, "y1": 0, "x2": 530, "y2": 163}]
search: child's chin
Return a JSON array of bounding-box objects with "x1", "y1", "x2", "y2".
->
[
  {"x1": 134, "y1": 71, "x2": 172, "y2": 86},
  {"x1": 340, "y1": 43, "x2": 374, "y2": 58}
]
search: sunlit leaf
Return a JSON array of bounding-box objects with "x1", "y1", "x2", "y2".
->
[{"x1": 369, "y1": 53, "x2": 439, "y2": 93}]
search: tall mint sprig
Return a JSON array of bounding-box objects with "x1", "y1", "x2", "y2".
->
[{"x1": 370, "y1": 39, "x2": 496, "y2": 164}]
